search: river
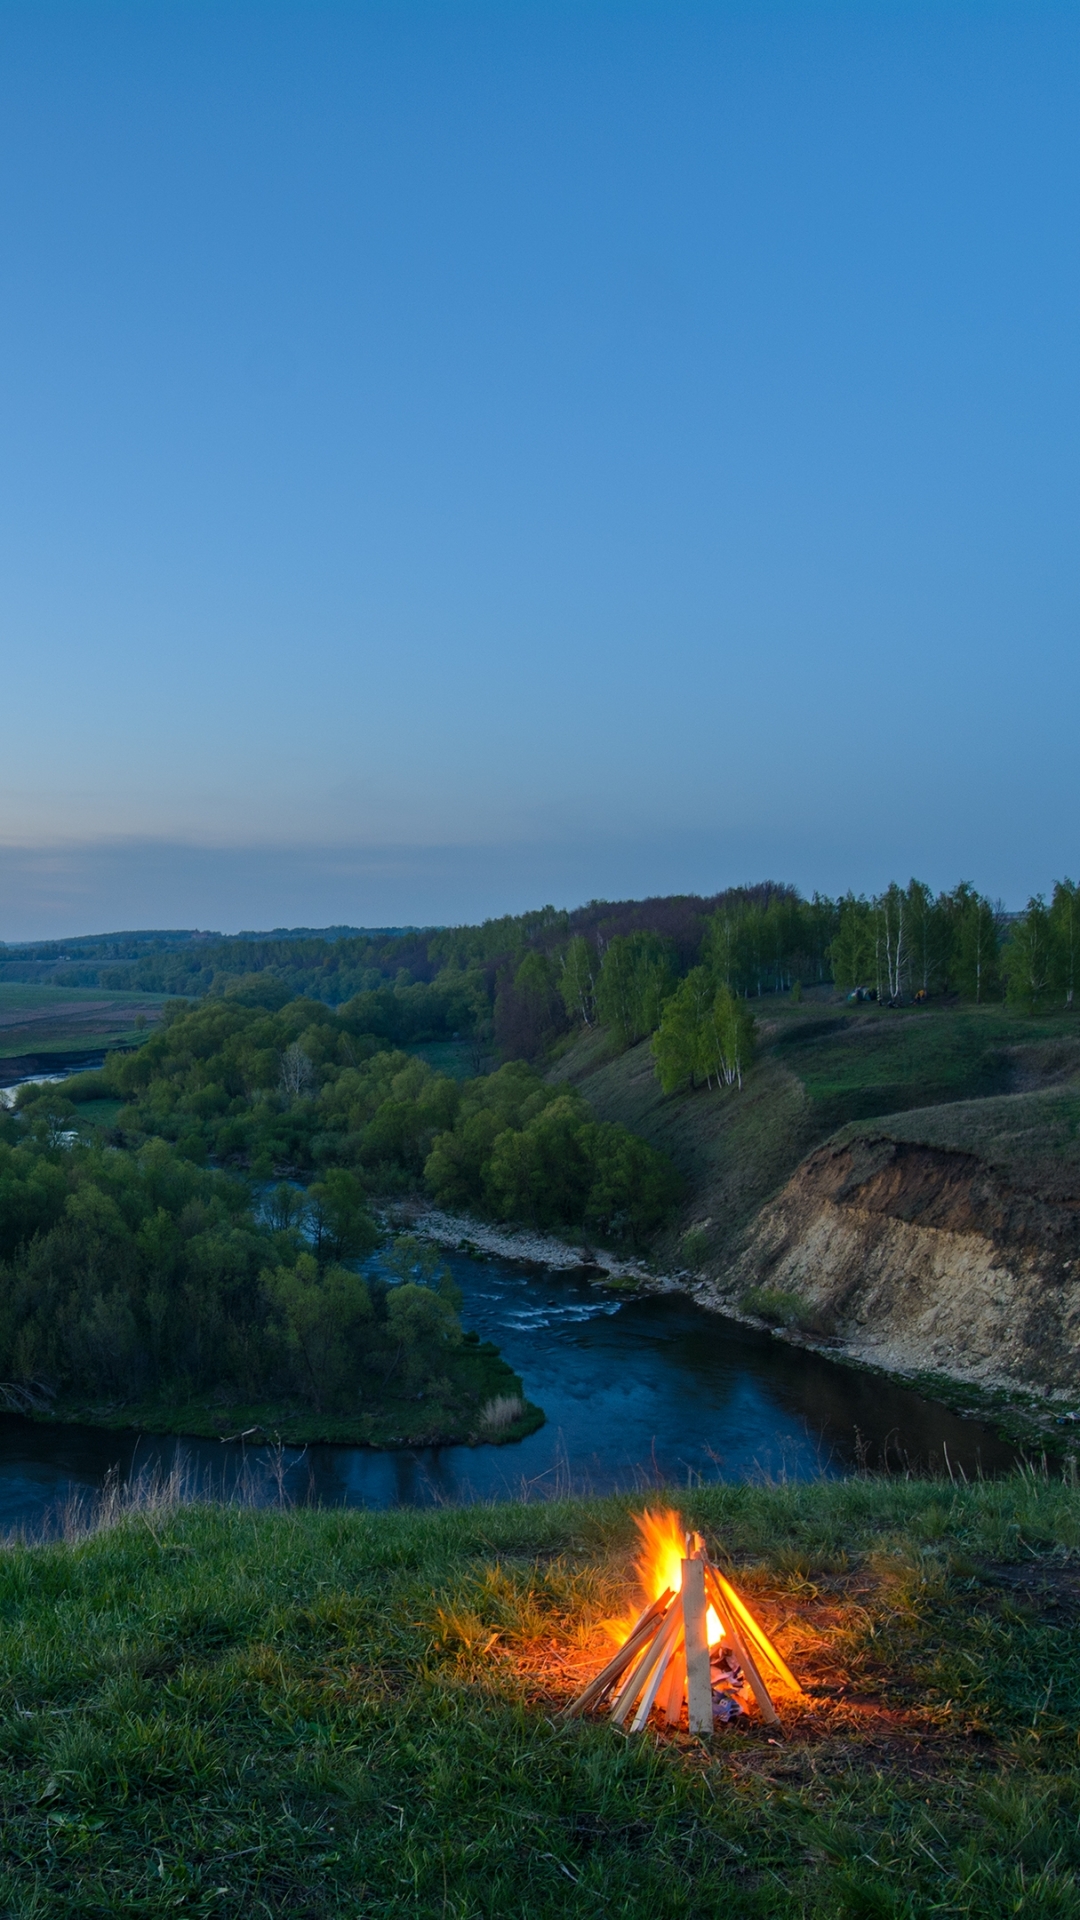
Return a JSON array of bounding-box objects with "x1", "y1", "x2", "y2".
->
[{"x1": 0, "y1": 1246, "x2": 1016, "y2": 1536}]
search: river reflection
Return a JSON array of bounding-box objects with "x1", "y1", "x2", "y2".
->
[{"x1": 0, "y1": 1250, "x2": 1018, "y2": 1534}]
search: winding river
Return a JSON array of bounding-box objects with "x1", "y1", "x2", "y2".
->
[{"x1": 0, "y1": 1246, "x2": 1016, "y2": 1536}]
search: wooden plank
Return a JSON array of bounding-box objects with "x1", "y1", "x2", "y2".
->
[
  {"x1": 709, "y1": 1567, "x2": 803, "y2": 1699},
  {"x1": 608, "y1": 1617, "x2": 670, "y2": 1726},
  {"x1": 628, "y1": 1604, "x2": 684, "y2": 1732},
  {"x1": 561, "y1": 1589, "x2": 674, "y2": 1719},
  {"x1": 681, "y1": 1557, "x2": 713, "y2": 1735},
  {"x1": 661, "y1": 1635, "x2": 685, "y2": 1726},
  {"x1": 704, "y1": 1568, "x2": 780, "y2": 1728},
  {"x1": 608, "y1": 1597, "x2": 682, "y2": 1727}
]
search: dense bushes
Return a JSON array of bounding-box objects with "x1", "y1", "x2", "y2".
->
[
  {"x1": 0, "y1": 1123, "x2": 470, "y2": 1418},
  {"x1": 423, "y1": 1065, "x2": 681, "y2": 1238},
  {"x1": 54, "y1": 1001, "x2": 682, "y2": 1246}
]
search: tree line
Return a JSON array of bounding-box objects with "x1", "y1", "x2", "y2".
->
[{"x1": 5, "y1": 877, "x2": 1077, "y2": 1073}]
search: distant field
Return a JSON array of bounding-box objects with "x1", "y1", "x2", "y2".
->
[{"x1": 0, "y1": 983, "x2": 168, "y2": 1061}]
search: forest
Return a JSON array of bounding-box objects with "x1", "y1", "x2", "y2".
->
[
  {"x1": 0, "y1": 1096, "x2": 536, "y2": 1444},
  {"x1": 32, "y1": 996, "x2": 681, "y2": 1243},
  {"x1": 4, "y1": 879, "x2": 1074, "y2": 1074}
]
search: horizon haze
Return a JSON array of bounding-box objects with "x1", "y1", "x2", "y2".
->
[{"x1": 3, "y1": 2, "x2": 1078, "y2": 939}]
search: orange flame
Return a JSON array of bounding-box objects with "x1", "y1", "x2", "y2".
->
[{"x1": 605, "y1": 1508, "x2": 723, "y2": 1647}]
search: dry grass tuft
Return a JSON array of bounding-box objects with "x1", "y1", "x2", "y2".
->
[{"x1": 479, "y1": 1393, "x2": 526, "y2": 1433}]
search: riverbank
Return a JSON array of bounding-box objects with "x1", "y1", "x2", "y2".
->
[
  {"x1": 29, "y1": 1336, "x2": 543, "y2": 1449},
  {"x1": 396, "y1": 1200, "x2": 1080, "y2": 1458},
  {"x1": 0, "y1": 1473, "x2": 1077, "y2": 1915},
  {"x1": 387, "y1": 1198, "x2": 678, "y2": 1286}
]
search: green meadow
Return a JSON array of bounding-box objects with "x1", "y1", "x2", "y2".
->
[{"x1": 0, "y1": 1472, "x2": 1077, "y2": 1916}]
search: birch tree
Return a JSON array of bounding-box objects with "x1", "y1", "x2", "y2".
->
[
  {"x1": 559, "y1": 935, "x2": 598, "y2": 1027},
  {"x1": 1050, "y1": 878, "x2": 1080, "y2": 1009},
  {"x1": 1006, "y1": 897, "x2": 1052, "y2": 1011},
  {"x1": 828, "y1": 895, "x2": 875, "y2": 992},
  {"x1": 651, "y1": 967, "x2": 713, "y2": 1093}
]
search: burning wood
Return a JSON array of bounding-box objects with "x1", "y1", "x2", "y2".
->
[{"x1": 563, "y1": 1509, "x2": 806, "y2": 1735}]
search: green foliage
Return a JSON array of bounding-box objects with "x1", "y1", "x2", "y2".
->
[
  {"x1": 87, "y1": 1008, "x2": 681, "y2": 1249},
  {"x1": 424, "y1": 1063, "x2": 681, "y2": 1242},
  {"x1": 827, "y1": 880, "x2": 1007, "y2": 1004},
  {"x1": 0, "y1": 1124, "x2": 506, "y2": 1429},
  {"x1": 652, "y1": 970, "x2": 756, "y2": 1094},
  {"x1": 741, "y1": 1285, "x2": 815, "y2": 1329},
  {"x1": 1050, "y1": 879, "x2": 1080, "y2": 1010},
  {"x1": 950, "y1": 882, "x2": 1001, "y2": 1003},
  {"x1": 595, "y1": 932, "x2": 677, "y2": 1048},
  {"x1": 304, "y1": 1170, "x2": 380, "y2": 1264},
  {"x1": 1006, "y1": 896, "x2": 1054, "y2": 1012},
  {"x1": 704, "y1": 891, "x2": 835, "y2": 997},
  {"x1": 263, "y1": 1254, "x2": 373, "y2": 1412},
  {"x1": 558, "y1": 933, "x2": 598, "y2": 1026},
  {"x1": 828, "y1": 894, "x2": 876, "y2": 994},
  {"x1": 493, "y1": 950, "x2": 566, "y2": 1061},
  {"x1": 650, "y1": 966, "x2": 713, "y2": 1092}
]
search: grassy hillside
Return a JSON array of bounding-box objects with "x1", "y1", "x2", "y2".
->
[
  {"x1": 552, "y1": 999, "x2": 1080, "y2": 1271},
  {"x1": 1, "y1": 1474, "x2": 1077, "y2": 1916}
]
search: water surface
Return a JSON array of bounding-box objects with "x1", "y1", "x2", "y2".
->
[{"x1": 0, "y1": 1249, "x2": 1017, "y2": 1534}]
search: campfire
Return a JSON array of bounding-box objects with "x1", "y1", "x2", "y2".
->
[{"x1": 564, "y1": 1510, "x2": 805, "y2": 1734}]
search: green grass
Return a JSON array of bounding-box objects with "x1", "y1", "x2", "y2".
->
[
  {"x1": 776, "y1": 1004, "x2": 1080, "y2": 1132},
  {"x1": 0, "y1": 984, "x2": 169, "y2": 1061},
  {"x1": 555, "y1": 1002, "x2": 1080, "y2": 1271},
  {"x1": 1, "y1": 1474, "x2": 1079, "y2": 1915},
  {"x1": 0, "y1": 986, "x2": 166, "y2": 1011}
]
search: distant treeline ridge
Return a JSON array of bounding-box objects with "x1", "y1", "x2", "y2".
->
[{"x1": 3, "y1": 878, "x2": 1077, "y2": 1066}]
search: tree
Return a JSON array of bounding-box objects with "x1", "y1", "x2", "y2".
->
[
  {"x1": 651, "y1": 968, "x2": 714, "y2": 1094},
  {"x1": 595, "y1": 933, "x2": 677, "y2": 1048},
  {"x1": 493, "y1": 951, "x2": 565, "y2": 1062},
  {"x1": 585, "y1": 1123, "x2": 683, "y2": 1245},
  {"x1": 905, "y1": 879, "x2": 949, "y2": 995},
  {"x1": 264, "y1": 1254, "x2": 373, "y2": 1412},
  {"x1": 873, "y1": 884, "x2": 908, "y2": 1002},
  {"x1": 1049, "y1": 877, "x2": 1080, "y2": 1009},
  {"x1": 559, "y1": 936, "x2": 598, "y2": 1027},
  {"x1": 482, "y1": 1097, "x2": 594, "y2": 1228},
  {"x1": 279, "y1": 1043, "x2": 315, "y2": 1098},
  {"x1": 949, "y1": 884, "x2": 1000, "y2": 1003},
  {"x1": 1006, "y1": 897, "x2": 1052, "y2": 1012},
  {"x1": 384, "y1": 1279, "x2": 462, "y2": 1390},
  {"x1": 703, "y1": 986, "x2": 755, "y2": 1090},
  {"x1": 828, "y1": 896, "x2": 875, "y2": 993},
  {"x1": 304, "y1": 1170, "x2": 379, "y2": 1264}
]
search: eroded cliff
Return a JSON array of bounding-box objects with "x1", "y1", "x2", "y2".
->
[{"x1": 711, "y1": 1123, "x2": 1080, "y2": 1396}]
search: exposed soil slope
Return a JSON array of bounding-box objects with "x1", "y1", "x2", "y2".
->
[
  {"x1": 553, "y1": 1005, "x2": 1080, "y2": 1399},
  {"x1": 714, "y1": 1107, "x2": 1080, "y2": 1395}
]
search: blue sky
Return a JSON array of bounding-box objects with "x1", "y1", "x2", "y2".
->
[{"x1": 2, "y1": 1, "x2": 1078, "y2": 938}]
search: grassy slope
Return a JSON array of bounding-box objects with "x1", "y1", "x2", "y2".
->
[
  {"x1": 1, "y1": 1477, "x2": 1079, "y2": 1916},
  {"x1": 552, "y1": 1002, "x2": 1080, "y2": 1270}
]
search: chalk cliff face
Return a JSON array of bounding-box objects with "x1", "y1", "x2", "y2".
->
[{"x1": 716, "y1": 1135, "x2": 1080, "y2": 1395}]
